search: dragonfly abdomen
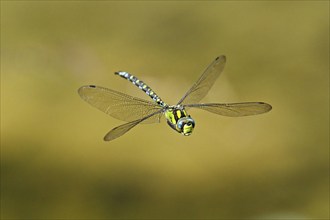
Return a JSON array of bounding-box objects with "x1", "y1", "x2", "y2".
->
[{"x1": 115, "y1": 71, "x2": 167, "y2": 107}]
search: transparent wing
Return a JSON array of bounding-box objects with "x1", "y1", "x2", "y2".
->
[
  {"x1": 185, "y1": 102, "x2": 272, "y2": 117},
  {"x1": 177, "y1": 55, "x2": 226, "y2": 105},
  {"x1": 104, "y1": 110, "x2": 163, "y2": 141},
  {"x1": 78, "y1": 85, "x2": 162, "y2": 124}
]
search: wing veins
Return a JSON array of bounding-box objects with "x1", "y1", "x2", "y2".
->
[
  {"x1": 78, "y1": 85, "x2": 162, "y2": 123},
  {"x1": 184, "y1": 102, "x2": 272, "y2": 117},
  {"x1": 177, "y1": 55, "x2": 226, "y2": 105},
  {"x1": 104, "y1": 110, "x2": 163, "y2": 141}
]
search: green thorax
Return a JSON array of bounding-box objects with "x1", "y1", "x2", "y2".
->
[{"x1": 164, "y1": 105, "x2": 195, "y2": 136}]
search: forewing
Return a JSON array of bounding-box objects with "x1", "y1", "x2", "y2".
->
[
  {"x1": 185, "y1": 102, "x2": 272, "y2": 117},
  {"x1": 78, "y1": 85, "x2": 162, "y2": 124},
  {"x1": 177, "y1": 55, "x2": 226, "y2": 105},
  {"x1": 104, "y1": 110, "x2": 163, "y2": 141}
]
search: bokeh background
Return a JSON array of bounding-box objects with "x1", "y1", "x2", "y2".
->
[{"x1": 1, "y1": 1, "x2": 329, "y2": 219}]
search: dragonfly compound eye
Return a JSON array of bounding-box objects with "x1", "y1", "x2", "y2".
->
[{"x1": 177, "y1": 117, "x2": 195, "y2": 136}]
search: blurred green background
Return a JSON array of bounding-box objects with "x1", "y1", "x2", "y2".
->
[{"x1": 1, "y1": 1, "x2": 329, "y2": 219}]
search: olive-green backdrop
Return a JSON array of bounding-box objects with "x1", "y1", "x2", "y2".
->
[{"x1": 1, "y1": 1, "x2": 329, "y2": 219}]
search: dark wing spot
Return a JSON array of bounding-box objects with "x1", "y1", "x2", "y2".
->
[{"x1": 89, "y1": 85, "x2": 96, "y2": 88}]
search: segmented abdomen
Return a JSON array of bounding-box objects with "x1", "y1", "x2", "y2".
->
[{"x1": 115, "y1": 71, "x2": 167, "y2": 107}]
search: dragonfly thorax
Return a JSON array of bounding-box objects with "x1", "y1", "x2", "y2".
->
[{"x1": 164, "y1": 106, "x2": 195, "y2": 136}]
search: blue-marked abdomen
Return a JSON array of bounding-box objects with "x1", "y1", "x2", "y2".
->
[{"x1": 115, "y1": 71, "x2": 167, "y2": 107}]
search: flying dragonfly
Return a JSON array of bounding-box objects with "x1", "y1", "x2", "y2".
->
[{"x1": 78, "y1": 55, "x2": 272, "y2": 141}]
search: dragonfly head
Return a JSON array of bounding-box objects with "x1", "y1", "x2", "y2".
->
[{"x1": 177, "y1": 116, "x2": 195, "y2": 136}]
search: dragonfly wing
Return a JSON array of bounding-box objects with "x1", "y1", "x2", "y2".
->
[
  {"x1": 185, "y1": 102, "x2": 272, "y2": 117},
  {"x1": 104, "y1": 110, "x2": 163, "y2": 141},
  {"x1": 177, "y1": 55, "x2": 226, "y2": 105},
  {"x1": 78, "y1": 85, "x2": 162, "y2": 124}
]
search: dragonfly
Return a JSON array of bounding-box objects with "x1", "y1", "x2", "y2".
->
[{"x1": 78, "y1": 55, "x2": 272, "y2": 141}]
